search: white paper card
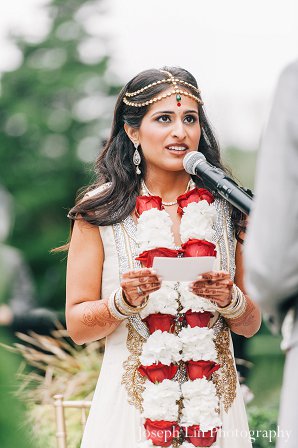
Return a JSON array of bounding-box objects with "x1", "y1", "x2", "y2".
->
[{"x1": 152, "y1": 256, "x2": 216, "y2": 282}]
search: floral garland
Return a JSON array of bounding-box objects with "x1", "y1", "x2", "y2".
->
[{"x1": 134, "y1": 186, "x2": 223, "y2": 447}]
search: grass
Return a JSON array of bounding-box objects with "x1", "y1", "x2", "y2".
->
[
  {"x1": 0, "y1": 321, "x2": 285, "y2": 447},
  {"x1": 0, "y1": 321, "x2": 104, "y2": 447}
]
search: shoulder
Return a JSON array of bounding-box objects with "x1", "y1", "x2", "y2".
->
[
  {"x1": 279, "y1": 59, "x2": 298, "y2": 84},
  {"x1": 274, "y1": 60, "x2": 298, "y2": 114}
]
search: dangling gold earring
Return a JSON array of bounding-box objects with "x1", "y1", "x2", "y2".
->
[{"x1": 133, "y1": 142, "x2": 141, "y2": 175}]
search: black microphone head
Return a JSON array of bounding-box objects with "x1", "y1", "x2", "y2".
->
[{"x1": 183, "y1": 151, "x2": 206, "y2": 175}]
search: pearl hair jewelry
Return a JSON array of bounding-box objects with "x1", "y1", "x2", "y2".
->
[{"x1": 123, "y1": 70, "x2": 203, "y2": 108}]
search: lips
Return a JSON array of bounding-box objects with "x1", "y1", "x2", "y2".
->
[{"x1": 165, "y1": 144, "x2": 189, "y2": 152}]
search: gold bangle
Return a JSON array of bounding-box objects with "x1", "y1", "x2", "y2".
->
[
  {"x1": 216, "y1": 284, "x2": 247, "y2": 319},
  {"x1": 107, "y1": 290, "x2": 128, "y2": 320},
  {"x1": 115, "y1": 289, "x2": 137, "y2": 316},
  {"x1": 113, "y1": 289, "x2": 148, "y2": 316}
]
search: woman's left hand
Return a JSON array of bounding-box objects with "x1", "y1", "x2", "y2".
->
[{"x1": 190, "y1": 271, "x2": 233, "y2": 308}]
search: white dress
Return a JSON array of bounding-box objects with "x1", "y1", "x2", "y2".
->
[{"x1": 80, "y1": 198, "x2": 252, "y2": 448}]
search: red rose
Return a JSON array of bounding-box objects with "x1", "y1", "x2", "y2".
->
[
  {"x1": 177, "y1": 187, "x2": 214, "y2": 215},
  {"x1": 138, "y1": 362, "x2": 178, "y2": 383},
  {"x1": 183, "y1": 425, "x2": 219, "y2": 447},
  {"x1": 144, "y1": 419, "x2": 180, "y2": 447},
  {"x1": 185, "y1": 310, "x2": 213, "y2": 328},
  {"x1": 181, "y1": 239, "x2": 217, "y2": 258},
  {"x1": 185, "y1": 360, "x2": 220, "y2": 381},
  {"x1": 135, "y1": 195, "x2": 164, "y2": 217},
  {"x1": 136, "y1": 248, "x2": 180, "y2": 268},
  {"x1": 198, "y1": 189, "x2": 215, "y2": 204},
  {"x1": 144, "y1": 313, "x2": 176, "y2": 333}
]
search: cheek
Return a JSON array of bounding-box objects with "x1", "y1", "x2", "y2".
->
[
  {"x1": 140, "y1": 124, "x2": 167, "y2": 147},
  {"x1": 193, "y1": 125, "x2": 201, "y2": 141}
]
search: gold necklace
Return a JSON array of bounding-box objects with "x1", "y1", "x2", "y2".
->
[{"x1": 141, "y1": 179, "x2": 194, "y2": 206}]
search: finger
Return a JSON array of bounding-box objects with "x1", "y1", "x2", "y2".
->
[
  {"x1": 191, "y1": 285, "x2": 231, "y2": 293},
  {"x1": 140, "y1": 282, "x2": 161, "y2": 290},
  {"x1": 123, "y1": 290, "x2": 148, "y2": 307},
  {"x1": 122, "y1": 272, "x2": 161, "y2": 285},
  {"x1": 121, "y1": 278, "x2": 161, "y2": 291},
  {"x1": 201, "y1": 271, "x2": 230, "y2": 280},
  {"x1": 214, "y1": 279, "x2": 233, "y2": 286},
  {"x1": 189, "y1": 280, "x2": 233, "y2": 291},
  {"x1": 191, "y1": 288, "x2": 230, "y2": 298},
  {"x1": 192, "y1": 290, "x2": 232, "y2": 298},
  {"x1": 192, "y1": 280, "x2": 233, "y2": 289},
  {"x1": 192, "y1": 287, "x2": 230, "y2": 295},
  {"x1": 121, "y1": 277, "x2": 150, "y2": 288},
  {"x1": 122, "y1": 268, "x2": 154, "y2": 279},
  {"x1": 194, "y1": 273, "x2": 230, "y2": 283},
  {"x1": 139, "y1": 274, "x2": 162, "y2": 283}
]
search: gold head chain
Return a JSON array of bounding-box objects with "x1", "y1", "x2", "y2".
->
[{"x1": 123, "y1": 70, "x2": 204, "y2": 107}]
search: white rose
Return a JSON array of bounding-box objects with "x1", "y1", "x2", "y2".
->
[
  {"x1": 181, "y1": 379, "x2": 221, "y2": 430},
  {"x1": 136, "y1": 209, "x2": 175, "y2": 250},
  {"x1": 179, "y1": 282, "x2": 217, "y2": 313},
  {"x1": 140, "y1": 282, "x2": 179, "y2": 318},
  {"x1": 142, "y1": 380, "x2": 181, "y2": 420},
  {"x1": 140, "y1": 330, "x2": 182, "y2": 365},
  {"x1": 178, "y1": 326, "x2": 217, "y2": 362},
  {"x1": 180, "y1": 201, "x2": 216, "y2": 243}
]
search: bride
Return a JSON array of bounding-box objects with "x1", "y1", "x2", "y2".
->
[{"x1": 65, "y1": 67, "x2": 261, "y2": 447}]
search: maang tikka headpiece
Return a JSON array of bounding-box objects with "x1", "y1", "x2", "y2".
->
[{"x1": 123, "y1": 70, "x2": 204, "y2": 108}]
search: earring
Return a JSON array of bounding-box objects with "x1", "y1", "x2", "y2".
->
[{"x1": 133, "y1": 142, "x2": 141, "y2": 175}]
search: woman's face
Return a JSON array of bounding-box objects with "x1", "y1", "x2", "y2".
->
[{"x1": 126, "y1": 88, "x2": 201, "y2": 173}]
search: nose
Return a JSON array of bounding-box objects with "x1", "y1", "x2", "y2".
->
[{"x1": 171, "y1": 118, "x2": 187, "y2": 140}]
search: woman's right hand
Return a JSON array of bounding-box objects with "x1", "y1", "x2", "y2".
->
[{"x1": 120, "y1": 268, "x2": 162, "y2": 307}]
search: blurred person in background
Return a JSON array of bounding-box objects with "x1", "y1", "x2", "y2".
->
[
  {"x1": 244, "y1": 59, "x2": 298, "y2": 448},
  {"x1": 64, "y1": 67, "x2": 261, "y2": 447},
  {"x1": 0, "y1": 186, "x2": 57, "y2": 333}
]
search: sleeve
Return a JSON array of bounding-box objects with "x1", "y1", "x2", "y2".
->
[{"x1": 244, "y1": 60, "x2": 298, "y2": 316}]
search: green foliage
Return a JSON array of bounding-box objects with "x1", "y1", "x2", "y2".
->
[
  {"x1": 248, "y1": 406, "x2": 279, "y2": 448},
  {"x1": 0, "y1": 0, "x2": 120, "y2": 309},
  {"x1": 0, "y1": 325, "x2": 104, "y2": 447},
  {"x1": 223, "y1": 146, "x2": 257, "y2": 190},
  {"x1": 0, "y1": 329, "x2": 37, "y2": 448}
]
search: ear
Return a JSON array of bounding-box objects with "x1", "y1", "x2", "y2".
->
[{"x1": 124, "y1": 123, "x2": 139, "y2": 145}]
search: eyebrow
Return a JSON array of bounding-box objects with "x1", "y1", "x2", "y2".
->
[{"x1": 150, "y1": 109, "x2": 199, "y2": 117}]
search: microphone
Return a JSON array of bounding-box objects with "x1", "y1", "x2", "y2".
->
[{"x1": 183, "y1": 151, "x2": 253, "y2": 215}]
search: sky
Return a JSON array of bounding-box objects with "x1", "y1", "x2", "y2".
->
[{"x1": 0, "y1": 0, "x2": 297, "y2": 150}]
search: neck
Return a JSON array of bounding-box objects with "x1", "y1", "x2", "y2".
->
[{"x1": 143, "y1": 170, "x2": 191, "y2": 202}]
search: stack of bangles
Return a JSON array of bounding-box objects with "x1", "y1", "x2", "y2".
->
[
  {"x1": 215, "y1": 284, "x2": 247, "y2": 319},
  {"x1": 108, "y1": 287, "x2": 149, "y2": 320}
]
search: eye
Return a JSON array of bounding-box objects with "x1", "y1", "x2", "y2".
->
[
  {"x1": 156, "y1": 115, "x2": 171, "y2": 123},
  {"x1": 184, "y1": 115, "x2": 198, "y2": 124}
]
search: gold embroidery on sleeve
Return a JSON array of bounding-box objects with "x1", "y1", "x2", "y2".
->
[
  {"x1": 213, "y1": 325, "x2": 237, "y2": 412},
  {"x1": 121, "y1": 320, "x2": 146, "y2": 412}
]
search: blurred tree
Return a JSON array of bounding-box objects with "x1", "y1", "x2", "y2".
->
[{"x1": 0, "y1": 0, "x2": 120, "y2": 311}]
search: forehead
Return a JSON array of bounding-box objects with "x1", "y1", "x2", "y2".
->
[{"x1": 145, "y1": 87, "x2": 200, "y2": 115}]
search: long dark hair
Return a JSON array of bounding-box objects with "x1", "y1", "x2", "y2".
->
[{"x1": 64, "y1": 67, "x2": 245, "y2": 245}]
